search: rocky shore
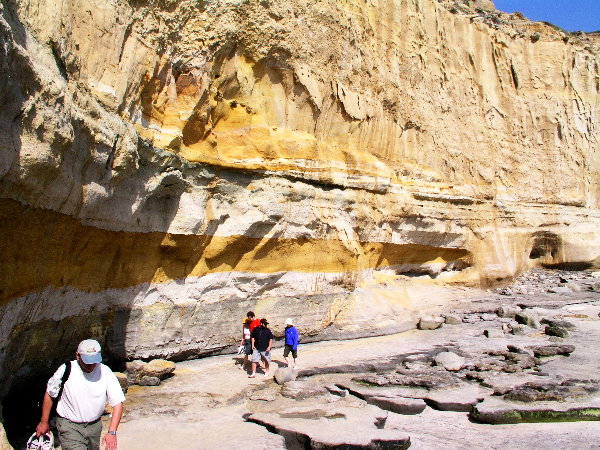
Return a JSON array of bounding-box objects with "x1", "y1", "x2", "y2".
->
[{"x1": 99, "y1": 269, "x2": 600, "y2": 449}]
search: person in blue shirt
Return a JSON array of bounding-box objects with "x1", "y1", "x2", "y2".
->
[{"x1": 283, "y1": 318, "x2": 299, "y2": 368}]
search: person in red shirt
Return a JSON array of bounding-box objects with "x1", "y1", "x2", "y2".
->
[{"x1": 246, "y1": 311, "x2": 261, "y2": 333}]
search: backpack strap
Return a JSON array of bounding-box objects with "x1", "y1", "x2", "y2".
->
[{"x1": 50, "y1": 362, "x2": 72, "y2": 417}]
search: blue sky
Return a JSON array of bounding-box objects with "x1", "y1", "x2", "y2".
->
[{"x1": 493, "y1": 0, "x2": 600, "y2": 32}]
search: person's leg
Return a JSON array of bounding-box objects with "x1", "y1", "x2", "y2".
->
[
  {"x1": 84, "y1": 420, "x2": 102, "y2": 450},
  {"x1": 56, "y1": 417, "x2": 88, "y2": 450},
  {"x1": 283, "y1": 345, "x2": 290, "y2": 367},
  {"x1": 292, "y1": 348, "x2": 298, "y2": 368},
  {"x1": 243, "y1": 340, "x2": 253, "y2": 371},
  {"x1": 263, "y1": 351, "x2": 271, "y2": 376},
  {"x1": 250, "y1": 349, "x2": 260, "y2": 377}
]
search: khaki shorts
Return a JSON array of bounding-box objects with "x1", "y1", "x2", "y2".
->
[
  {"x1": 252, "y1": 349, "x2": 271, "y2": 363},
  {"x1": 56, "y1": 416, "x2": 102, "y2": 450}
]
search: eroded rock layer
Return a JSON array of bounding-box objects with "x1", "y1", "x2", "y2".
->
[{"x1": 0, "y1": 0, "x2": 599, "y2": 415}]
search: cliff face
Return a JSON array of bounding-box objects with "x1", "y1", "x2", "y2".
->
[{"x1": 0, "y1": 0, "x2": 599, "y2": 403}]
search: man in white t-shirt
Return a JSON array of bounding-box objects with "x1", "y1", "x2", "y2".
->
[{"x1": 35, "y1": 339, "x2": 125, "y2": 450}]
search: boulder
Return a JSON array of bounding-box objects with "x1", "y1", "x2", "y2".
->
[
  {"x1": 125, "y1": 359, "x2": 175, "y2": 385},
  {"x1": 545, "y1": 325, "x2": 569, "y2": 338},
  {"x1": 274, "y1": 367, "x2": 298, "y2": 385},
  {"x1": 139, "y1": 376, "x2": 161, "y2": 386},
  {"x1": 483, "y1": 329, "x2": 505, "y2": 339},
  {"x1": 505, "y1": 352, "x2": 540, "y2": 370},
  {"x1": 125, "y1": 360, "x2": 146, "y2": 384},
  {"x1": 418, "y1": 316, "x2": 444, "y2": 330},
  {"x1": 506, "y1": 345, "x2": 533, "y2": 356},
  {"x1": 114, "y1": 372, "x2": 128, "y2": 393},
  {"x1": 496, "y1": 305, "x2": 521, "y2": 319},
  {"x1": 509, "y1": 324, "x2": 531, "y2": 335},
  {"x1": 143, "y1": 359, "x2": 176, "y2": 380},
  {"x1": 434, "y1": 352, "x2": 465, "y2": 371},
  {"x1": 514, "y1": 311, "x2": 540, "y2": 329},
  {"x1": 540, "y1": 319, "x2": 575, "y2": 330},
  {"x1": 444, "y1": 314, "x2": 462, "y2": 325}
]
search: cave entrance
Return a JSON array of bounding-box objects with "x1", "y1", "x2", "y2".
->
[
  {"x1": 529, "y1": 231, "x2": 561, "y2": 265},
  {"x1": 528, "y1": 231, "x2": 593, "y2": 270},
  {"x1": 2, "y1": 375, "x2": 48, "y2": 448}
]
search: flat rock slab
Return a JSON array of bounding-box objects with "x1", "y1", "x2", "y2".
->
[
  {"x1": 339, "y1": 381, "x2": 487, "y2": 413},
  {"x1": 281, "y1": 381, "x2": 328, "y2": 400},
  {"x1": 355, "y1": 369, "x2": 463, "y2": 390},
  {"x1": 471, "y1": 396, "x2": 600, "y2": 424},
  {"x1": 465, "y1": 371, "x2": 549, "y2": 394},
  {"x1": 336, "y1": 382, "x2": 427, "y2": 414},
  {"x1": 247, "y1": 404, "x2": 410, "y2": 449},
  {"x1": 501, "y1": 379, "x2": 599, "y2": 402},
  {"x1": 366, "y1": 396, "x2": 427, "y2": 415},
  {"x1": 526, "y1": 344, "x2": 575, "y2": 357},
  {"x1": 423, "y1": 384, "x2": 488, "y2": 412}
]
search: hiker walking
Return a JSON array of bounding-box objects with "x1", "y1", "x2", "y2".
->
[
  {"x1": 283, "y1": 318, "x2": 299, "y2": 368},
  {"x1": 250, "y1": 318, "x2": 273, "y2": 378},
  {"x1": 240, "y1": 318, "x2": 252, "y2": 372},
  {"x1": 35, "y1": 339, "x2": 125, "y2": 450}
]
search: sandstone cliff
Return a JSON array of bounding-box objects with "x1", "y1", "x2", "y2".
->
[{"x1": 0, "y1": 0, "x2": 598, "y2": 428}]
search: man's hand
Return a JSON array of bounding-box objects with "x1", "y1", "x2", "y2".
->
[
  {"x1": 35, "y1": 421, "x2": 49, "y2": 437},
  {"x1": 102, "y1": 432, "x2": 117, "y2": 450}
]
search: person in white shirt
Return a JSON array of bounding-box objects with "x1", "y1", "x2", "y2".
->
[{"x1": 35, "y1": 339, "x2": 125, "y2": 450}]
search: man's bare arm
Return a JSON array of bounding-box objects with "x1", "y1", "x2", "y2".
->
[
  {"x1": 35, "y1": 392, "x2": 53, "y2": 437},
  {"x1": 101, "y1": 402, "x2": 123, "y2": 450}
]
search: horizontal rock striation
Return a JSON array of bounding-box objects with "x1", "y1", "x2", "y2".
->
[{"x1": 0, "y1": 0, "x2": 599, "y2": 429}]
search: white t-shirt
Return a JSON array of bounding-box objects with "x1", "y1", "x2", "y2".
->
[{"x1": 47, "y1": 361, "x2": 125, "y2": 423}]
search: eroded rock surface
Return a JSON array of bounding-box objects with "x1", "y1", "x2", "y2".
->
[
  {"x1": 248, "y1": 405, "x2": 411, "y2": 450},
  {"x1": 1, "y1": 0, "x2": 599, "y2": 391},
  {"x1": 1, "y1": 0, "x2": 600, "y2": 441}
]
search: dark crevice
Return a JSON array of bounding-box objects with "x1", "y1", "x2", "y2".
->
[
  {"x1": 49, "y1": 42, "x2": 68, "y2": 81},
  {"x1": 510, "y1": 63, "x2": 520, "y2": 89}
]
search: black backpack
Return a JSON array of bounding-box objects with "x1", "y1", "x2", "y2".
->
[{"x1": 49, "y1": 362, "x2": 72, "y2": 420}]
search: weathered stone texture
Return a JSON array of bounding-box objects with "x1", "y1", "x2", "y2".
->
[{"x1": 0, "y1": 0, "x2": 599, "y2": 415}]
